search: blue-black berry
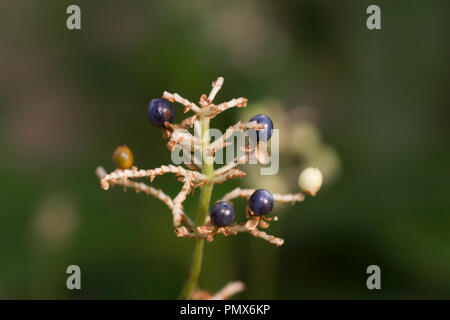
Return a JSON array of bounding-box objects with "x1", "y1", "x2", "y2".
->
[
  {"x1": 147, "y1": 98, "x2": 176, "y2": 127},
  {"x1": 249, "y1": 114, "x2": 274, "y2": 142},
  {"x1": 249, "y1": 189, "x2": 274, "y2": 216},
  {"x1": 210, "y1": 201, "x2": 235, "y2": 227}
]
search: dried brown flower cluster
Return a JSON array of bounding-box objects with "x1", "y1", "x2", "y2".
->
[{"x1": 95, "y1": 77, "x2": 322, "y2": 299}]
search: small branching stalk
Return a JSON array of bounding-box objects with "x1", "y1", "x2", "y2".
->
[{"x1": 95, "y1": 77, "x2": 323, "y2": 299}]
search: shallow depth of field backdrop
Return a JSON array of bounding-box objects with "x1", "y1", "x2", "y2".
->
[{"x1": 0, "y1": 0, "x2": 449, "y2": 299}]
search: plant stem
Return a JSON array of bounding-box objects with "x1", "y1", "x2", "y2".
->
[{"x1": 179, "y1": 115, "x2": 215, "y2": 300}]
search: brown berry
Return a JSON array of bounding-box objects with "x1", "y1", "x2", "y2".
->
[{"x1": 112, "y1": 145, "x2": 134, "y2": 169}]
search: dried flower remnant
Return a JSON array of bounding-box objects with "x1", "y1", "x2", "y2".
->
[{"x1": 95, "y1": 77, "x2": 323, "y2": 299}]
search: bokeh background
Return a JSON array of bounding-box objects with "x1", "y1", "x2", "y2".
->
[{"x1": 0, "y1": 0, "x2": 449, "y2": 299}]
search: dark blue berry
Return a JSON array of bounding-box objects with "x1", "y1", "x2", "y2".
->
[
  {"x1": 147, "y1": 98, "x2": 176, "y2": 127},
  {"x1": 249, "y1": 114, "x2": 274, "y2": 142},
  {"x1": 249, "y1": 189, "x2": 274, "y2": 216},
  {"x1": 210, "y1": 201, "x2": 235, "y2": 227}
]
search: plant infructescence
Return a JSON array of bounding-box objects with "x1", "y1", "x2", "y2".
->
[{"x1": 95, "y1": 77, "x2": 323, "y2": 300}]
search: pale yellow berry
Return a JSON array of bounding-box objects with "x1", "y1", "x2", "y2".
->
[{"x1": 298, "y1": 167, "x2": 323, "y2": 196}]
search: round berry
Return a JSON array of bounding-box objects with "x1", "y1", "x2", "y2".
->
[
  {"x1": 249, "y1": 189, "x2": 274, "y2": 216},
  {"x1": 210, "y1": 201, "x2": 235, "y2": 227},
  {"x1": 112, "y1": 145, "x2": 134, "y2": 169},
  {"x1": 147, "y1": 98, "x2": 176, "y2": 127},
  {"x1": 249, "y1": 114, "x2": 274, "y2": 142},
  {"x1": 298, "y1": 167, "x2": 323, "y2": 196}
]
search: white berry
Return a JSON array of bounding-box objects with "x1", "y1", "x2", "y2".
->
[{"x1": 298, "y1": 167, "x2": 323, "y2": 196}]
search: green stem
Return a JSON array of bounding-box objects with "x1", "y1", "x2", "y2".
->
[{"x1": 179, "y1": 116, "x2": 215, "y2": 300}]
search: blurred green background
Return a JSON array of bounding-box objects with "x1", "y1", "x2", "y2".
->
[{"x1": 0, "y1": 0, "x2": 449, "y2": 299}]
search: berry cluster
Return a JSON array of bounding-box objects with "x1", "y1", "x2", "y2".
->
[
  {"x1": 210, "y1": 189, "x2": 274, "y2": 228},
  {"x1": 95, "y1": 76, "x2": 323, "y2": 299}
]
